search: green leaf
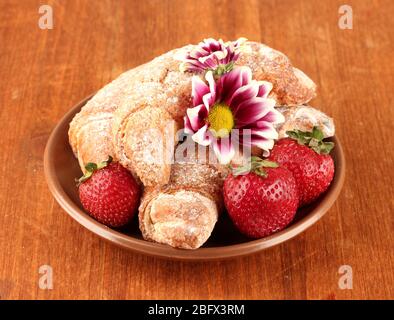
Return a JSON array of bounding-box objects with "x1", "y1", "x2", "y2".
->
[
  {"x1": 286, "y1": 130, "x2": 299, "y2": 140},
  {"x1": 254, "y1": 167, "x2": 268, "y2": 178},
  {"x1": 259, "y1": 160, "x2": 279, "y2": 168},
  {"x1": 312, "y1": 126, "x2": 324, "y2": 141},
  {"x1": 309, "y1": 138, "x2": 320, "y2": 148},
  {"x1": 287, "y1": 127, "x2": 335, "y2": 155},
  {"x1": 77, "y1": 155, "x2": 113, "y2": 186},
  {"x1": 286, "y1": 130, "x2": 310, "y2": 145},
  {"x1": 85, "y1": 162, "x2": 97, "y2": 172},
  {"x1": 250, "y1": 156, "x2": 264, "y2": 163},
  {"x1": 230, "y1": 156, "x2": 278, "y2": 178},
  {"x1": 97, "y1": 155, "x2": 113, "y2": 170},
  {"x1": 232, "y1": 165, "x2": 251, "y2": 176},
  {"x1": 250, "y1": 157, "x2": 278, "y2": 168},
  {"x1": 76, "y1": 171, "x2": 93, "y2": 187},
  {"x1": 215, "y1": 67, "x2": 225, "y2": 76},
  {"x1": 224, "y1": 61, "x2": 235, "y2": 72},
  {"x1": 311, "y1": 145, "x2": 321, "y2": 154},
  {"x1": 213, "y1": 62, "x2": 235, "y2": 77},
  {"x1": 319, "y1": 141, "x2": 335, "y2": 154}
]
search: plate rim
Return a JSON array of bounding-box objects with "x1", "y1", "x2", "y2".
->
[{"x1": 44, "y1": 95, "x2": 346, "y2": 261}]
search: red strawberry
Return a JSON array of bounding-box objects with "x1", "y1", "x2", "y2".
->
[
  {"x1": 77, "y1": 156, "x2": 140, "y2": 227},
  {"x1": 224, "y1": 158, "x2": 299, "y2": 238},
  {"x1": 269, "y1": 127, "x2": 335, "y2": 206}
]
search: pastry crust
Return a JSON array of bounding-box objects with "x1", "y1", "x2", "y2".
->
[
  {"x1": 276, "y1": 105, "x2": 335, "y2": 138},
  {"x1": 237, "y1": 43, "x2": 316, "y2": 105},
  {"x1": 139, "y1": 147, "x2": 225, "y2": 249},
  {"x1": 139, "y1": 190, "x2": 218, "y2": 249}
]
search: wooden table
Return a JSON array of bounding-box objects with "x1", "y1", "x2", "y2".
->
[{"x1": 0, "y1": 0, "x2": 393, "y2": 300}]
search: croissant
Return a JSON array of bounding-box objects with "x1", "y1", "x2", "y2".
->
[
  {"x1": 139, "y1": 145, "x2": 227, "y2": 249},
  {"x1": 69, "y1": 40, "x2": 333, "y2": 249}
]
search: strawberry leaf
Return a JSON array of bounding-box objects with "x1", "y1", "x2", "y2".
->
[
  {"x1": 97, "y1": 155, "x2": 113, "y2": 170},
  {"x1": 259, "y1": 160, "x2": 279, "y2": 168},
  {"x1": 318, "y1": 141, "x2": 335, "y2": 154},
  {"x1": 76, "y1": 155, "x2": 113, "y2": 187},
  {"x1": 254, "y1": 167, "x2": 268, "y2": 178},
  {"x1": 85, "y1": 162, "x2": 97, "y2": 172},
  {"x1": 232, "y1": 165, "x2": 251, "y2": 176},
  {"x1": 312, "y1": 126, "x2": 324, "y2": 141},
  {"x1": 231, "y1": 157, "x2": 278, "y2": 177},
  {"x1": 286, "y1": 127, "x2": 335, "y2": 155}
]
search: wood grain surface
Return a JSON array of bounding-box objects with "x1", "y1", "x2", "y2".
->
[{"x1": 0, "y1": 0, "x2": 393, "y2": 300}]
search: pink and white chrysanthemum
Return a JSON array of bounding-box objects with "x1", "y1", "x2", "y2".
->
[
  {"x1": 179, "y1": 38, "x2": 248, "y2": 75},
  {"x1": 184, "y1": 66, "x2": 284, "y2": 164}
]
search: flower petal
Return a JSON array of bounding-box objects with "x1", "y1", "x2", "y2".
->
[
  {"x1": 259, "y1": 107, "x2": 285, "y2": 124},
  {"x1": 251, "y1": 127, "x2": 279, "y2": 141},
  {"x1": 235, "y1": 97, "x2": 276, "y2": 126},
  {"x1": 179, "y1": 38, "x2": 247, "y2": 73},
  {"x1": 174, "y1": 49, "x2": 188, "y2": 61},
  {"x1": 186, "y1": 59, "x2": 206, "y2": 69},
  {"x1": 184, "y1": 116, "x2": 194, "y2": 135},
  {"x1": 192, "y1": 124, "x2": 212, "y2": 146},
  {"x1": 251, "y1": 137, "x2": 275, "y2": 153},
  {"x1": 189, "y1": 46, "x2": 209, "y2": 59},
  {"x1": 199, "y1": 55, "x2": 217, "y2": 69},
  {"x1": 186, "y1": 104, "x2": 208, "y2": 131},
  {"x1": 245, "y1": 126, "x2": 279, "y2": 154},
  {"x1": 181, "y1": 62, "x2": 205, "y2": 73},
  {"x1": 240, "y1": 66, "x2": 252, "y2": 86},
  {"x1": 203, "y1": 38, "x2": 222, "y2": 51},
  {"x1": 233, "y1": 37, "x2": 248, "y2": 47},
  {"x1": 257, "y1": 81, "x2": 273, "y2": 98},
  {"x1": 200, "y1": 50, "x2": 227, "y2": 64},
  {"x1": 229, "y1": 81, "x2": 260, "y2": 112},
  {"x1": 218, "y1": 67, "x2": 251, "y2": 104},
  {"x1": 202, "y1": 71, "x2": 216, "y2": 107},
  {"x1": 192, "y1": 76, "x2": 210, "y2": 106},
  {"x1": 212, "y1": 138, "x2": 235, "y2": 164}
]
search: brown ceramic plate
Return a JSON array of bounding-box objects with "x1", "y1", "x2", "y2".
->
[{"x1": 44, "y1": 95, "x2": 345, "y2": 261}]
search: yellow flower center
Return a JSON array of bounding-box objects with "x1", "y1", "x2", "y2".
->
[{"x1": 208, "y1": 103, "x2": 234, "y2": 138}]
